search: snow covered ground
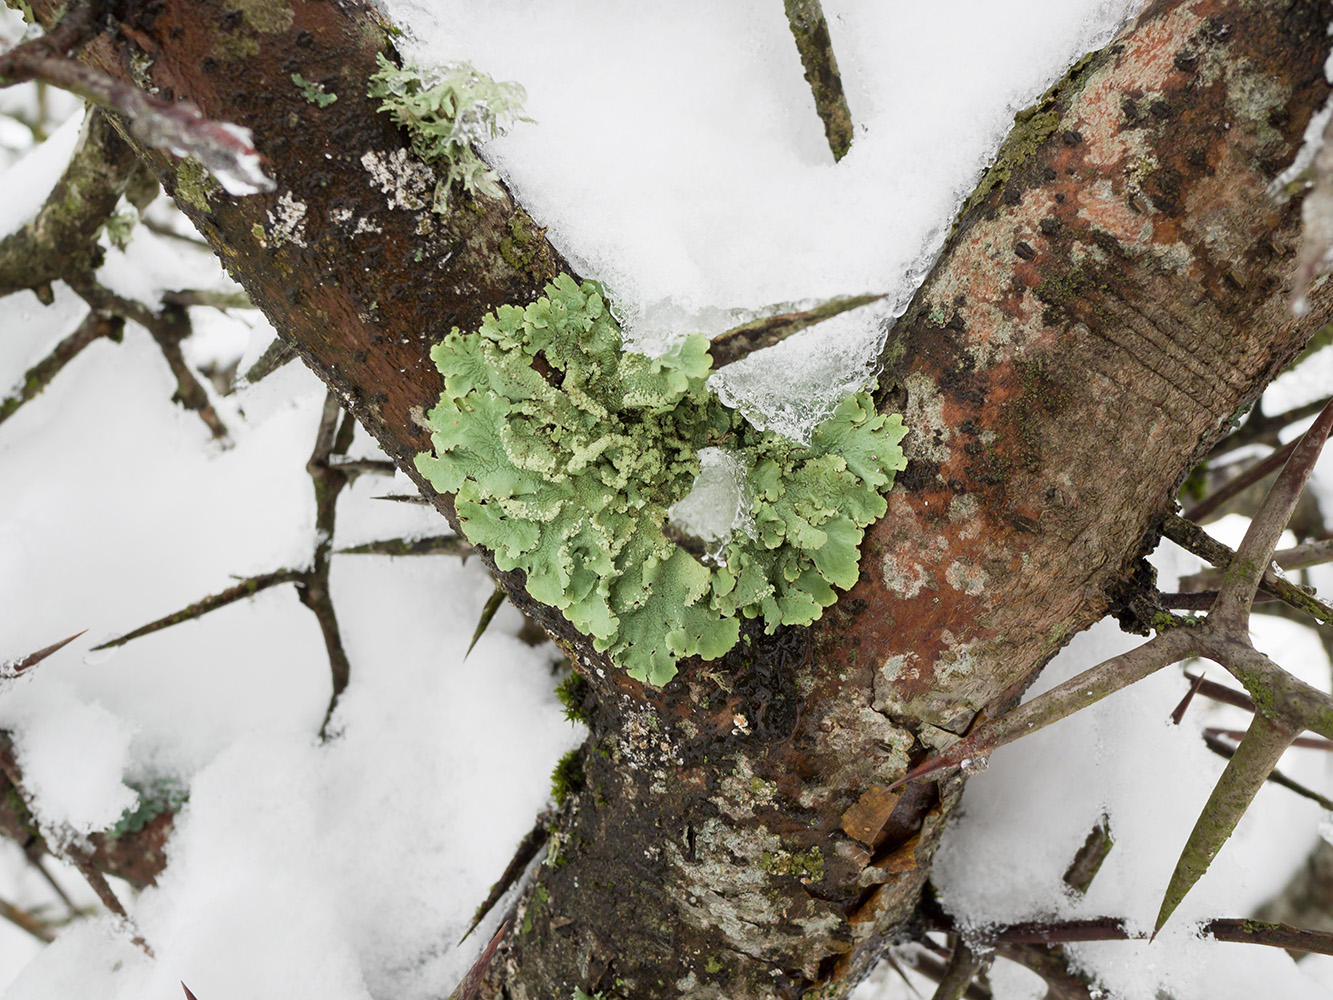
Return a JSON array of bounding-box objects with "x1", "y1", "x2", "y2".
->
[{"x1": 1, "y1": 1, "x2": 1332, "y2": 998}]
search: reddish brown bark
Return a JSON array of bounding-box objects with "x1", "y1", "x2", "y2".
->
[{"x1": 10, "y1": 0, "x2": 1333, "y2": 997}]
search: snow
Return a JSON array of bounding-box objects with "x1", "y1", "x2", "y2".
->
[{"x1": 3, "y1": 1, "x2": 1333, "y2": 999}]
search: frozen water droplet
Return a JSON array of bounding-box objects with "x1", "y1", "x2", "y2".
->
[{"x1": 666, "y1": 447, "x2": 753, "y2": 567}]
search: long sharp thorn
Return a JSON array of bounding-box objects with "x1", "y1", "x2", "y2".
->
[
  {"x1": 1209, "y1": 397, "x2": 1333, "y2": 629},
  {"x1": 1154, "y1": 713, "x2": 1299, "y2": 936},
  {"x1": 182, "y1": 984, "x2": 200, "y2": 1000},
  {"x1": 466, "y1": 587, "x2": 507, "y2": 659},
  {"x1": 447, "y1": 921, "x2": 508, "y2": 1000},
  {"x1": 1171, "y1": 670, "x2": 1208, "y2": 725},
  {"x1": 5, "y1": 630, "x2": 86, "y2": 675}
]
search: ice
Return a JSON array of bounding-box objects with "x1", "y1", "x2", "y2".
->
[
  {"x1": 708, "y1": 302, "x2": 890, "y2": 443},
  {"x1": 666, "y1": 447, "x2": 753, "y2": 566}
]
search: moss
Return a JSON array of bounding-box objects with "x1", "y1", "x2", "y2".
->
[
  {"x1": 521, "y1": 884, "x2": 548, "y2": 935},
  {"x1": 704, "y1": 956, "x2": 724, "y2": 975},
  {"x1": 554, "y1": 671, "x2": 590, "y2": 725},
  {"x1": 500, "y1": 208, "x2": 559, "y2": 281},
  {"x1": 174, "y1": 159, "x2": 220, "y2": 215},
  {"x1": 958, "y1": 49, "x2": 1103, "y2": 220},
  {"x1": 550, "y1": 748, "x2": 585, "y2": 805},
  {"x1": 759, "y1": 845, "x2": 824, "y2": 883}
]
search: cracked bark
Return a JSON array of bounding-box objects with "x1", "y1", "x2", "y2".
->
[{"x1": 9, "y1": 0, "x2": 1333, "y2": 996}]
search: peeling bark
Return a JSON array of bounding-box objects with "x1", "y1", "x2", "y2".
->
[{"x1": 9, "y1": 0, "x2": 1333, "y2": 997}]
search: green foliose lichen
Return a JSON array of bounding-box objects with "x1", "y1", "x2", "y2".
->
[
  {"x1": 415, "y1": 275, "x2": 907, "y2": 686},
  {"x1": 292, "y1": 73, "x2": 337, "y2": 107},
  {"x1": 366, "y1": 54, "x2": 529, "y2": 212}
]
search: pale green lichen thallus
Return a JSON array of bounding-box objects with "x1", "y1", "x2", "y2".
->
[{"x1": 415, "y1": 275, "x2": 907, "y2": 685}]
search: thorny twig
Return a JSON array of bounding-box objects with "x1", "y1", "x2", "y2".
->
[
  {"x1": 0, "y1": 311, "x2": 123, "y2": 429},
  {"x1": 893, "y1": 398, "x2": 1333, "y2": 932},
  {"x1": 66, "y1": 273, "x2": 230, "y2": 440},
  {"x1": 0, "y1": 732, "x2": 150, "y2": 954}
]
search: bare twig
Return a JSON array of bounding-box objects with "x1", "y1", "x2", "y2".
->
[
  {"x1": 1184, "y1": 439, "x2": 1298, "y2": 523},
  {"x1": 782, "y1": 0, "x2": 854, "y2": 162},
  {"x1": 466, "y1": 586, "x2": 507, "y2": 659},
  {"x1": 91, "y1": 569, "x2": 303, "y2": 649},
  {"x1": 448, "y1": 921, "x2": 509, "y2": 1000},
  {"x1": 929, "y1": 939, "x2": 985, "y2": 1000},
  {"x1": 66, "y1": 273, "x2": 229, "y2": 440},
  {"x1": 0, "y1": 311, "x2": 123, "y2": 428},
  {"x1": 709, "y1": 293, "x2": 884, "y2": 369},
  {"x1": 1161, "y1": 513, "x2": 1333, "y2": 625},
  {"x1": 304, "y1": 392, "x2": 355, "y2": 738},
  {"x1": 0, "y1": 894, "x2": 56, "y2": 943},
  {"x1": 1200, "y1": 729, "x2": 1333, "y2": 812},
  {"x1": 336, "y1": 534, "x2": 473, "y2": 559},
  {"x1": 2, "y1": 629, "x2": 86, "y2": 678},
  {"x1": 242, "y1": 337, "x2": 298, "y2": 384},
  {"x1": 1062, "y1": 815, "x2": 1114, "y2": 895},
  {"x1": 1209, "y1": 396, "x2": 1333, "y2": 459}
]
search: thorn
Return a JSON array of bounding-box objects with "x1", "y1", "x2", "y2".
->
[
  {"x1": 466, "y1": 586, "x2": 507, "y2": 659},
  {"x1": 1171, "y1": 670, "x2": 1207, "y2": 725},
  {"x1": 447, "y1": 921, "x2": 509, "y2": 1000},
  {"x1": 5, "y1": 630, "x2": 86, "y2": 675},
  {"x1": 182, "y1": 983, "x2": 200, "y2": 1000}
]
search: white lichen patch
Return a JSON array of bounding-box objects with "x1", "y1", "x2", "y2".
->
[
  {"x1": 716, "y1": 758, "x2": 778, "y2": 821},
  {"x1": 944, "y1": 559, "x2": 988, "y2": 596},
  {"x1": 361, "y1": 148, "x2": 436, "y2": 211},
  {"x1": 615, "y1": 696, "x2": 681, "y2": 771},
  {"x1": 266, "y1": 191, "x2": 307, "y2": 248},
  {"x1": 901, "y1": 371, "x2": 951, "y2": 464}
]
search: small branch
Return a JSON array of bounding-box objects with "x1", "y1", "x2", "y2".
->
[
  {"x1": 242, "y1": 337, "x2": 298, "y2": 384},
  {"x1": 326, "y1": 457, "x2": 399, "y2": 478},
  {"x1": 0, "y1": 311, "x2": 123, "y2": 428},
  {"x1": 66, "y1": 274, "x2": 229, "y2": 440},
  {"x1": 0, "y1": 6, "x2": 274, "y2": 196},
  {"x1": 929, "y1": 940, "x2": 985, "y2": 1000},
  {"x1": 0, "y1": 109, "x2": 138, "y2": 298},
  {"x1": 1208, "y1": 397, "x2": 1333, "y2": 630},
  {"x1": 1161, "y1": 513, "x2": 1333, "y2": 625},
  {"x1": 927, "y1": 911, "x2": 1333, "y2": 958},
  {"x1": 306, "y1": 393, "x2": 356, "y2": 738},
  {"x1": 782, "y1": 0, "x2": 854, "y2": 162},
  {"x1": 0, "y1": 894, "x2": 56, "y2": 943},
  {"x1": 460, "y1": 812, "x2": 550, "y2": 944},
  {"x1": 91, "y1": 569, "x2": 303, "y2": 649},
  {"x1": 336, "y1": 534, "x2": 473, "y2": 559},
  {"x1": 162, "y1": 289, "x2": 253, "y2": 311},
  {"x1": 1184, "y1": 439, "x2": 1298, "y2": 523},
  {"x1": 1156, "y1": 713, "x2": 1300, "y2": 933},
  {"x1": 889, "y1": 631, "x2": 1195, "y2": 791},
  {"x1": 2, "y1": 629, "x2": 86, "y2": 679},
  {"x1": 709, "y1": 292, "x2": 883, "y2": 369},
  {"x1": 1062, "y1": 814, "x2": 1113, "y2": 895}
]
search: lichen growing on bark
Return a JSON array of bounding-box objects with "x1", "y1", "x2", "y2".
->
[{"x1": 414, "y1": 275, "x2": 907, "y2": 684}]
